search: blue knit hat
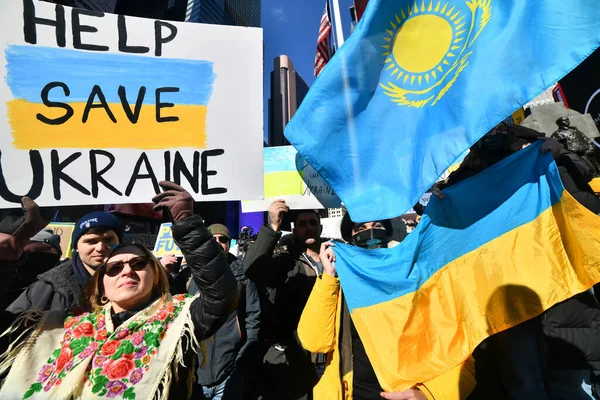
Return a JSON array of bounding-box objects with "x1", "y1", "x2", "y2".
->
[{"x1": 71, "y1": 212, "x2": 124, "y2": 249}]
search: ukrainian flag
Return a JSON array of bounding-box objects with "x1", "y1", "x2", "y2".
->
[
  {"x1": 333, "y1": 142, "x2": 600, "y2": 391},
  {"x1": 284, "y1": 0, "x2": 600, "y2": 222},
  {"x1": 5, "y1": 45, "x2": 215, "y2": 150}
]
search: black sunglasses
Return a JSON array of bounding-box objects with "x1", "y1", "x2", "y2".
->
[
  {"x1": 216, "y1": 236, "x2": 230, "y2": 244},
  {"x1": 105, "y1": 256, "x2": 149, "y2": 277}
]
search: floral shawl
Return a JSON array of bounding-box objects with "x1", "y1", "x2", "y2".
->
[{"x1": 0, "y1": 293, "x2": 201, "y2": 400}]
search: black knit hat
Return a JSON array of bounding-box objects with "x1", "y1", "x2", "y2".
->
[{"x1": 71, "y1": 212, "x2": 124, "y2": 249}]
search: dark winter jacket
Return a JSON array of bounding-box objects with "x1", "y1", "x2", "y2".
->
[
  {"x1": 469, "y1": 290, "x2": 600, "y2": 400},
  {"x1": 556, "y1": 151, "x2": 600, "y2": 214},
  {"x1": 542, "y1": 289, "x2": 600, "y2": 371},
  {"x1": 6, "y1": 259, "x2": 84, "y2": 314},
  {"x1": 244, "y1": 225, "x2": 319, "y2": 345},
  {"x1": 244, "y1": 225, "x2": 320, "y2": 400},
  {"x1": 171, "y1": 215, "x2": 239, "y2": 341},
  {"x1": 167, "y1": 214, "x2": 239, "y2": 399},
  {"x1": 192, "y1": 252, "x2": 261, "y2": 388}
]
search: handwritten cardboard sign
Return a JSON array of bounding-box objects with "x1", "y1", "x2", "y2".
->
[
  {"x1": 0, "y1": 0, "x2": 263, "y2": 209},
  {"x1": 46, "y1": 222, "x2": 75, "y2": 259}
]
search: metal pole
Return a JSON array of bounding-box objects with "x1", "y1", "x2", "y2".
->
[{"x1": 330, "y1": 0, "x2": 345, "y2": 47}]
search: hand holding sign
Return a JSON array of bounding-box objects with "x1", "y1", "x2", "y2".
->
[
  {"x1": 152, "y1": 181, "x2": 194, "y2": 222},
  {"x1": 268, "y1": 200, "x2": 289, "y2": 232}
]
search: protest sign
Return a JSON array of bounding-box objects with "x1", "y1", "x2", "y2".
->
[
  {"x1": 46, "y1": 222, "x2": 75, "y2": 259},
  {"x1": 242, "y1": 146, "x2": 342, "y2": 213},
  {"x1": 153, "y1": 223, "x2": 182, "y2": 257},
  {"x1": 0, "y1": 0, "x2": 263, "y2": 209},
  {"x1": 124, "y1": 233, "x2": 157, "y2": 250}
]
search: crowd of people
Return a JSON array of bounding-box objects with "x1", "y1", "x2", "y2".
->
[{"x1": 0, "y1": 122, "x2": 600, "y2": 400}]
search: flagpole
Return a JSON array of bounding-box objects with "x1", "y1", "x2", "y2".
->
[{"x1": 330, "y1": 0, "x2": 345, "y2": 47}]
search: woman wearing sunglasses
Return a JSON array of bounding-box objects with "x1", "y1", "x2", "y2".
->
[{"x1": 0, "y1": 182, "x2": 237, "y2": 400}]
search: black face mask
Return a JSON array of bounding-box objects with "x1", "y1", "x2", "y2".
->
[{"x1": 352, "y1": 228, "x2": 389, "y2": 249}]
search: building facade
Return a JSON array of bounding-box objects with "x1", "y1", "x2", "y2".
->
[
  {"x1": 268, "y1": 55, "x2": 309, "y2": 146},
  {"x1": 225, "y1": 0, "x2": 260, "y2": 27},
  {"x1": 183, "y1": 0, "x2": 259, "y2": 26}
]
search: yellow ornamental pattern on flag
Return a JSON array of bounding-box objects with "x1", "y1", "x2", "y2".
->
[{"x1": 381, "y1": 0, "x2": 492, "y2": 108}]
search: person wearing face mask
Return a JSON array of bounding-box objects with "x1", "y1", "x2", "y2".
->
[
  {"x1": 243, "y1": 200, "x2": 325, "y2": 400},
  {"x1": 297, "y1": 213, "x2": 476, "y2": 400}
]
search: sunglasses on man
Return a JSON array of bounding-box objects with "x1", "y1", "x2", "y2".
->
[
  {"x1": 105, "y1": 256, "x2": 149, "y2": 277},
  {"x1": 215, "y1": 235, "x2": 230, "y2": 244}
]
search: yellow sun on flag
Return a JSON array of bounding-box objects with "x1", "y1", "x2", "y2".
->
[{"x1": 381, "y1": 0, "x2": 491, "y2": 108}]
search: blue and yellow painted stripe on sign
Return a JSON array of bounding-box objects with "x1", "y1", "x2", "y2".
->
[
  {"x1": 333, "y1": 142, "x2": 600, "y2": 391},
  {"x1": 5, "y1": 45, "x2": 216, "y2": 149},
  {"x1": 263, "y1": 146, "x2": 305, "y2": 198}
]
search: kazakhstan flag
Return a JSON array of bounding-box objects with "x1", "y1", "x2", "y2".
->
[
  {"x1": 284, "y1": 0, "x2": 600, "y2": 221},
  {"x1": 333, "y1": 142, "x2": 600, "y2": 391}
]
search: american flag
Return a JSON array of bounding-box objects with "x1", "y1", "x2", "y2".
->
[{"x1": 314, "y1": 1, "x2": 333, "y2": 77}]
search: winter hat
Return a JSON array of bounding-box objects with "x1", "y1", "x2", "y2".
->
[
  {"x1": 71, "y1": 212, "x2": 124, "y2": 249},
  {"x1": 30, "y1": 228, "x2": 62, "y2": 255},
  {"x1": 208, "y1": 224, "x2": 231, "y2": 240},
  {"x1": 340, "y1": 212, "x2": 393, "y2": 243}
]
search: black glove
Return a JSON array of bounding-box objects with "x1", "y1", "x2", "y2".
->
[{"x1": 151, "y1": 181, "x2": 194, "y2": 223}]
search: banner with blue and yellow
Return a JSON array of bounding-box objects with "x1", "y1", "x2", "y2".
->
[
  {"x1": 5, "y1": 45, "x2": 215, "y2": 150},
  {"x1": 285, "y1": 0, "x2": 600, "y2": 221},
  {"x1": 333, "y1": 142, "x2": 600, "y2": 391}
]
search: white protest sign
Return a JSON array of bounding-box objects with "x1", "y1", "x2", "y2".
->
[
  {"x1": 0, "y1": 0, "x2": 263, "y2": 209},
  {"x1": 242, "y1": 146, "x2": 342, "y2": 213},
  {"x1": 320, "y1": 216, "x2": 343, "y2": 240}
]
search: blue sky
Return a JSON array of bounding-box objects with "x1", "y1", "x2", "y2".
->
[{"x1": 261, "y1": 0, "x2": 355, "y2": 141}]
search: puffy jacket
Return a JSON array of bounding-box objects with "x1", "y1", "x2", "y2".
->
[
  {"x1": 171, "y1": 215, "x2": 238, "y2": 340},
  {"x1": 192, "y1": 252, "x2": 261, "y2": 387},
  {"x1": 6, "y1": 259, "x2": 84, "y2": 314},
  {"x1": 146, "y1": 214, "x2": 239, "y2": 400},
  {"x1": 298, "y1": 273, "x2": 476, "y2": 400}
]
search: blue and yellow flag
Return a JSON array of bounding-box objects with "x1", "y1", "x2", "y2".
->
[
  {"x1": 284, "y1": 0, "x2": 600, "y2": 221},
  {"x1": 333, "y1": 142, "x2": 600, "y2": 391}
]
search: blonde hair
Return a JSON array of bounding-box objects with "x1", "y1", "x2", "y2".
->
[{"x1": 86, "y1": 243, "x2": 171, "y2": 312}]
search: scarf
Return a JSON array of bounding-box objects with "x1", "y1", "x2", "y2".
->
[
  {"x1": 0, "y1": 293, "x2": 201, "y2": 400},
  {"x1": 71, "y1": 251, "x2": 91, "y2": 288}
]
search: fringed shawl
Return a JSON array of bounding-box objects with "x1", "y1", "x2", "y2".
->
[{"x1": 0, "y1": 293, "x2": 203, "y2": 400}]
